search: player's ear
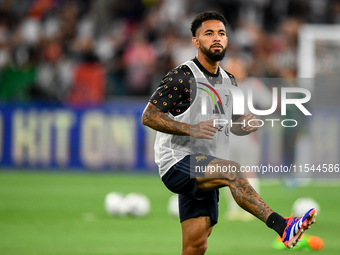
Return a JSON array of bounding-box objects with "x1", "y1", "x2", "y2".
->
[{"x1": 192, "y1": 37, "x2": 199, "y2": 49}]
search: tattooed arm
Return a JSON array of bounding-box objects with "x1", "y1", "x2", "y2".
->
[{"x1": 142, "y1": 103, "x2": 218, "y2": 139}]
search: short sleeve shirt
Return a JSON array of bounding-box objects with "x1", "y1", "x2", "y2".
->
[{"x1": 149, "y1": 57, "x2": 240, "y2": 119}]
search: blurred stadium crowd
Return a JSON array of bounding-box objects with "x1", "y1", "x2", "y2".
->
[{"x1": 0, "y1": 0, "x2": 340, "y2": 104}]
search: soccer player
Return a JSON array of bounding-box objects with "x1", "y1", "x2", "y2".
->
[{"x1": 142, "y1": 11, "x2": 317, "y2": 255}]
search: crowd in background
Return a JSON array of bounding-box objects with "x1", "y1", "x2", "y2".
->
[{"x1": 1, "y1": 0, "x2": 340, "y2": 104}]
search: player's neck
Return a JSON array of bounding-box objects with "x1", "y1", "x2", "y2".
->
[{"x1": 196, "y1": 53, "x2": 220, "y2": 74}]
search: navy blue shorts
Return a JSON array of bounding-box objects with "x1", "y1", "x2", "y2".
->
[{"x1": 161, "y1": 154, "x2": 219, "y2": 226}]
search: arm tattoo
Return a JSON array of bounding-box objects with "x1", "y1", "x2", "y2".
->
[
  {"x1": 142, "y1": 103, "x2": 190, "y2": 136},
  {"x1": 190, "y1": 125, "x2": 200, "y2": 135}
]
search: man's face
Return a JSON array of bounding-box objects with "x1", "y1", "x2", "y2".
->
[{"x1": 193, "y1": 20, "x2": 228, "y2": 61}]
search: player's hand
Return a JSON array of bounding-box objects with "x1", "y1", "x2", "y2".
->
[
  {"x1": 241, "y1": 114, "x2": 258, "y2": 133},
  {"x1": 190, "y1": 119, "x2": 219, "y2": 139}
]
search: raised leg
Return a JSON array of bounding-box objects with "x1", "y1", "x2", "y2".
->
[{"x1": 196, "y1": 158, "x2": 273, "y2": 222}]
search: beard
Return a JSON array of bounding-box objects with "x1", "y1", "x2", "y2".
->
[{"x1": 200, "y1": 44, "x2": 226, "y2": 62}]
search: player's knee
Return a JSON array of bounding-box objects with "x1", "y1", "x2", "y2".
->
[
  {"x1": 196, "y1": 242, "x2": 208, "y2": 255},
  {"x1": 229, "y1": 161, "x2": 241, "y2": 172},
  {"x1": 219, "y1": 161, "x2": 244, "y2": 179},
  {"x1": 219, "y1": 160, "x2": 241, "y2": 172},
  {"x1": 183, "y1": 234, "x2": 208, "y2": 255},
  {"x1": 184, "y1": 241, "x2": 207, "y2": 255}
]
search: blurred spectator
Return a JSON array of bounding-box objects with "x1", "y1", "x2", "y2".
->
[
  {"x1": 35, "y1": 38, "x2": 73, "y2": 101},
  {"x1": 0, "y1": 46, "x2": 37, "y2": 101},
  {"x1": 328, "y1": 0, "x2": 340, "y2": 23},
  {"x1": 68, "y1": 38, "x2": 105, "y2": 105},
  {"x1": 122, "y1": 31, "x2": 156, "y2": 96}
]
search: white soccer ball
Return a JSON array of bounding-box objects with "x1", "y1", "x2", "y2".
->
[
  {"x1": 292, "y1": 197, "x2": 320, "y2": 216},
  {"x1": 125, "y1": 193, "x2": 151, "y2": 217},
  {"x1": 104, "y1": 192, "x2": 127, "y2": 216},
  {"x1": 167, "y1": 194, "x2": 179, "y2": 218}
]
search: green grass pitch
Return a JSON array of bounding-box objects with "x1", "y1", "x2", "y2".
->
[{"x1": 0, "y1": 171, "x2": 339, "y2": 255}]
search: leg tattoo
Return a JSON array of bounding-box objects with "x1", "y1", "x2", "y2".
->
[
  {"x1": 230, "y1": 176, "x2": 273, "y2": 222},
  {"x1": 211, "y1": 159, "x2": 273, "y2": 222}
]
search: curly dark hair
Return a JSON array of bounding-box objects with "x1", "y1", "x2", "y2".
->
[{"x1": 190, "y1": 11, "x2": 227, "y2": 37}]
